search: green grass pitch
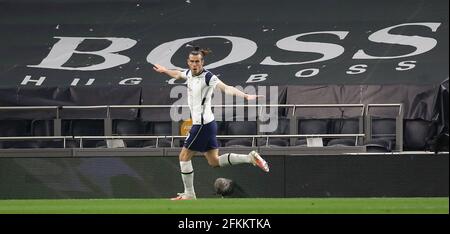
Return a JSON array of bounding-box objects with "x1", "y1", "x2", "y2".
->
[{"x1": 0, "y1": 197, "x2": 447, "y2": 214}]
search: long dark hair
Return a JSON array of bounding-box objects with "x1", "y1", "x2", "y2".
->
[{"x1": 189, "y1": 46, "x2": 212, "y2": 59}]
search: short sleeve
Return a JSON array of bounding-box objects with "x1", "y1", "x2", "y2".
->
[
  {"x1": 209, "y1": 75, "x2": 220, "y2": 88},
  {"x1": 179, "y1": 69, "x2": 189, "y2": 80},
  {"x1": 205, "y1": 71, "x2": 220, "y2": 88}
]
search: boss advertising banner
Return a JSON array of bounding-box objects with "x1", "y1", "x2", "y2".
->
[
  {"x1": 0, "y1": 0, "x2": 447, "y2": 87},
  {"x1": 0, "y1": 0, "x2": 448, "y2": 121}
]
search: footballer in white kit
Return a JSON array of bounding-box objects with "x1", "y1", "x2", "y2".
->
[
  {"x1": 153, "y1": 47, "x2": 269, "y2": 200},
  {"x1": 181, "y1": 68, "x2": 220, "y2": 152}
]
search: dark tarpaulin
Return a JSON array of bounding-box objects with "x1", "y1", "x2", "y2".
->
[
  {"x1": 140, "y1": 85, "x2": 287, "y2": 121},
  {"x1": 437, "y1": 79, "x2": 449, "y2": 130},
  {"x1": 286, "y1": 85, "x2": 440, "y2": 120},
  {"x1": 0, "y1": 85, "x2": 288, "y2": 121},
  {"x1": 140, "y1": 85, "x2": 174, "y2": 122},
  {"x1": 213, "y1": 85, "x2": 288, "y2": 121},
  {"x1": 429, "y1": 79, "x2": 449, "y2": 152},
  {"x1": 0, "y1": 87, "x2": 65, "y2": 120},
  {"x1": 59, "y1": 86, "x2": 141, "y2": 119},
  {"x1": 362, "y1": 85, "x2": 439, "y2": 120},
  {"x1": 0, "y1": 86, "x2": 141, "y2": 120},
  {"x1": 0, "y1": 84, "x2": 441, "y2": 121},
  {"x1": 139, "y1": 85, "x2": 288, "y2": 122},
  {"x1": 287, "y1": 85, "x2": 366, "y2": 119}
]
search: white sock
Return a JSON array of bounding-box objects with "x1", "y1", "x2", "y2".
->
[
  {"x1": 180, "y1": 160, "x2": 195, "y2": 195},
  {"x1": 218, "y1": 153, "x2": 252, "y2": 167}
]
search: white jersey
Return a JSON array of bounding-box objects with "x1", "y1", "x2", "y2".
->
[{"x1": 180, "y1": 69, "x2": 220, "y2": 125}]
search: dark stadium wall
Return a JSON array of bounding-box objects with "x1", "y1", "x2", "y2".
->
[{"x1": 0, "y1": 154, "x2": 447, "y2": 199}]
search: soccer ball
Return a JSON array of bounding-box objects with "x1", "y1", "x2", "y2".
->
[{"x1": 214, "y1": 178, "x2": 234, "y2": 196}]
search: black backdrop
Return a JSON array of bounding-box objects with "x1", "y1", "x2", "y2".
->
[
  {"x1": 0, "y1": 0, "x2": 448, "y2": 123},
  {"x1": 0, "y1": 0, "x2": 448, "y2": 87}
]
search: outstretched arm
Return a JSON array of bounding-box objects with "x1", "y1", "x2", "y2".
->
[
  {"x1": 216, "y1": 81, "x2": 264, "y2": 100},
  {"x1": 153, "y1": 64, "x2": 184, "y2": 79}
]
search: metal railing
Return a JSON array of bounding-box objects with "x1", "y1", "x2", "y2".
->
[
  {"x1": 72, "y1": 133, "x2": 365, "y2": 148},
  {"x1": 0, "y1": 136, "x2": 72, "y2": 148}
]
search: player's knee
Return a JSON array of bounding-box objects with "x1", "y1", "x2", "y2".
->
[
  {"x1": 207, "y1": 158, "x2": 220, "y2": 168},
  {"x1": 179, "y1": 150, "x2": 191, "y2": 161}
]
